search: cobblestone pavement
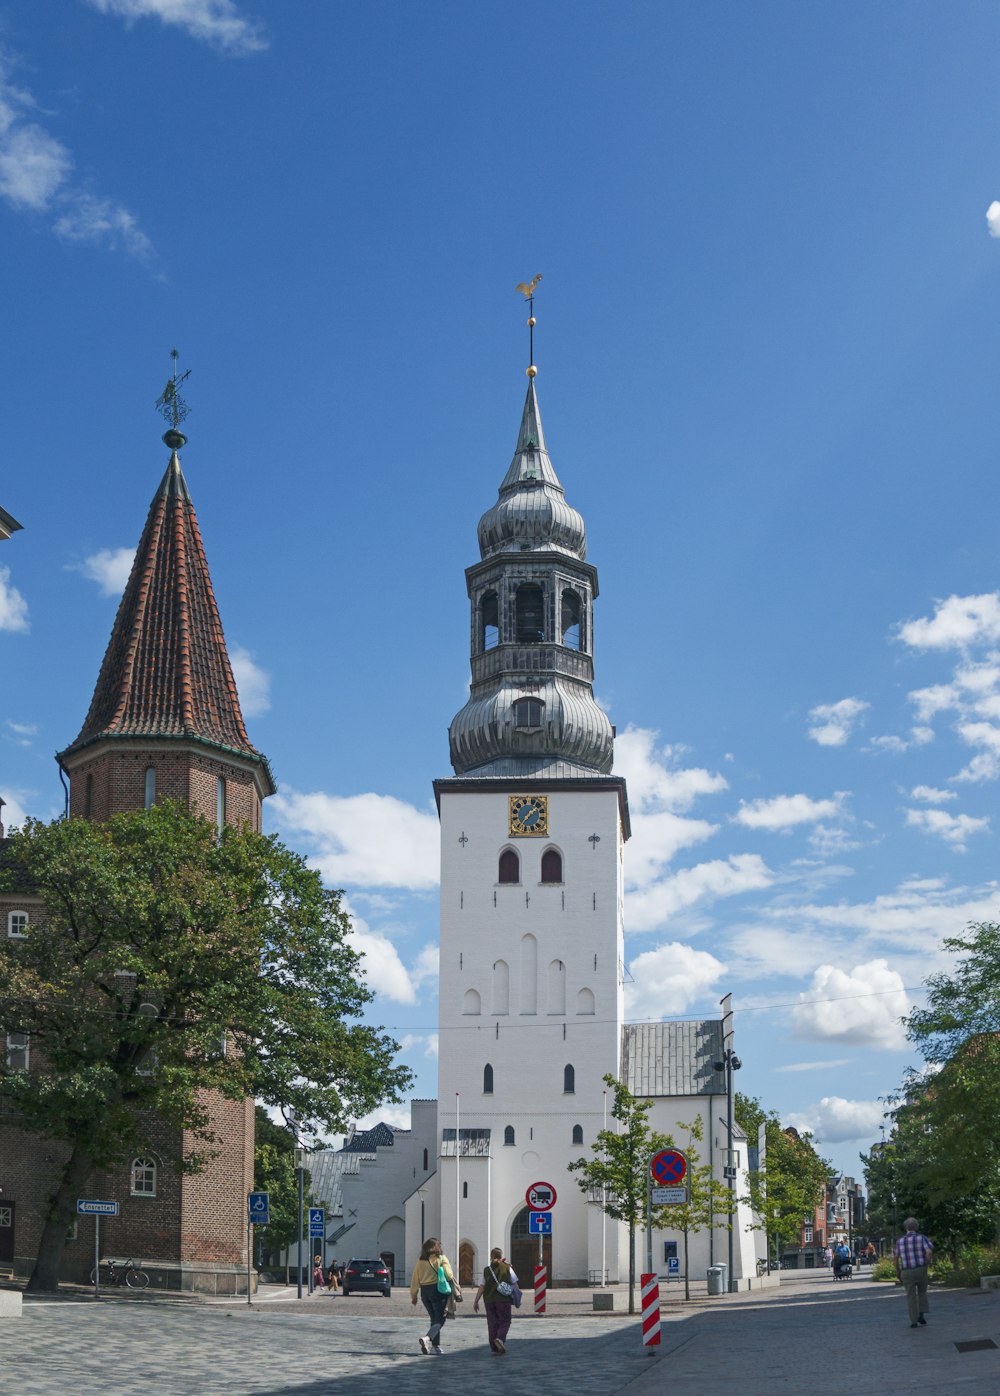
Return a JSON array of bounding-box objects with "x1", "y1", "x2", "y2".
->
[
  {"x1": 2, "y1": 1295, "x2": 657, "y2": 1396},
  {"x1": 4, "y1": 1272, "x2": 1000, "y2": 1396}
]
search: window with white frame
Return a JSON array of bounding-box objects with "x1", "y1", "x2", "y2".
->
[
  {"x1": 6, "y1": 1032, "x2": 29, "y2": 1071},
  {"x1": 7, "y1": 911, "x2": 27, "y2": 938},
  {"x1": 131, "y1": 1157, "x2": 157, "y2": 1196}
]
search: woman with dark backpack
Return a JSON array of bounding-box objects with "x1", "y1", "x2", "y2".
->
[{"x1": 473, "y1": 1246, "x2": 518, "y2": 1354}]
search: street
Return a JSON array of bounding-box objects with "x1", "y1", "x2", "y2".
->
[{"x1": 2, "y1": 1270, "x2": 998, "y2": 1395}]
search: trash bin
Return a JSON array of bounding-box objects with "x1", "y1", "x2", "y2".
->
[{"x1": 707, "y1": 1265, "x2": 727, "y2": 1296}]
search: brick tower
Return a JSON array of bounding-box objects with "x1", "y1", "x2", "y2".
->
[{"x1": 37, "y1": 378, "x2": 274, "y2": 1292}]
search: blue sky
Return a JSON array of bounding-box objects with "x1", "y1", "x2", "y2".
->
[{"x1": 3, "y1": 0, "x2": 1000, "y2": 1179}]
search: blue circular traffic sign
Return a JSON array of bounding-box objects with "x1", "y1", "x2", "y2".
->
[{"x1": 651, "y1": 1149, "x2": 687, "y2": 1185}]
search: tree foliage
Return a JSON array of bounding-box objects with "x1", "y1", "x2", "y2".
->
[
  {"x1": 0, "y1": 802, "x2": 412, "y2": 1289},
  {"x1": 736, "y1": 1092, "x2": 830, "y2": 1260},
  {"x1": 861, "y1": 921, "x2": 1000, "y2": 1255},
  {"x1": 568, "y1": 1074, "x2": 670, "y2": 1313}
]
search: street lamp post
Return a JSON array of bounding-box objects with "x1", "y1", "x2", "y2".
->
[{"x1": 713, "y1": 1046, "x2": 742, "y2": 1293}]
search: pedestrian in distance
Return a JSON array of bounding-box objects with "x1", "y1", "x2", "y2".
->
[
  {"x1": 895, "y1": 1218, "x2": 934, "y2": 1328},
  {"x1": 473, "y1": 1246, "x2": 517, "y2": 1354},
  {"x1": 326, "y1": 1260, "x2": 339, "y2": 1293},
  {"x1": 824, "y1": 1246, "x2": 833, "y2": 1269},
  {"x1": 410, "y1": 1236, "x2": 457, "y2": 1354},
  {"x1": 312, "y1": 1255, "x2": 325, "y2": 1292}
]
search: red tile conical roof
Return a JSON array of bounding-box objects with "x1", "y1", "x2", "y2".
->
[{"x1": 60, "y1": 453, "x2": 271, "y2": 782}]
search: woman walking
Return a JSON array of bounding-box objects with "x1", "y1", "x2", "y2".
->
[
  {"x1": 473, "y1": 1247, "x2": 516, "y2": 1355},
  {"x1": 410, "y1": 1236, "x2": 456, "y2": 1354}
]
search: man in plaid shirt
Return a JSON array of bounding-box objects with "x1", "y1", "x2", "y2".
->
[{"x1": 895, "y1": 1217, "x2": 934, "y2": 1327}]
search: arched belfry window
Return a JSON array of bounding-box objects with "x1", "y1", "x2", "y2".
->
[
  {"x1": 572, "y1": 1124, "x2": 584, "y2": 1145},
  {"x1": 561, "y1": 589, "x2": 582, "y2": 650},
  {"x1": 504, "y1": 1125, "x2": 515, "y2": 1146},
  {"x1": 513, "y1": 696, "x2": 544, "y2": 730},
  {"x1": 498, "y1": 849, "x2": 519, "y2": 884},
  {"x1": 564, "y1": 1063, "x2": 575, "y2": 1094},
  {"x1": 483, "y1": 1063, "x2": 494, "y2": 1094},
  {"x1": 516, "y1": 583, "x2": 544, "y2": 644},
  {"x1": 540, "y1": 848, "x2": 562, "y2": 883},
  {"x1": 480, "y1": 591, "x2": 499, "y2": 651}
]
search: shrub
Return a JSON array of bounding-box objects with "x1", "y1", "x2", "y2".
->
[{"x1": 871, "y1": 1256, "x2": 898, "y2": 1282}]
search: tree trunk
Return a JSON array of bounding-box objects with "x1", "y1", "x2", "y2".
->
[
  {"x1": 26, "y1": 1145, "x2": 94, "y2": 1292},
  {"x1": 628, "y1": 1219, "x2": 636, "y2": 1314}
]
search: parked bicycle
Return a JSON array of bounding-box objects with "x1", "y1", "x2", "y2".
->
[{"x1": 90, "y1": 1257, "x2": 149, "y2": 1289}]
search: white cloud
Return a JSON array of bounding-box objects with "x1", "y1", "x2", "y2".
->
[
  {"x1": 908, "y1": 684, "x2": 957, "y2": 722},
  {"x1": 86, "y1": 0, "x2": 267, "y2": 54},
  {"x1": 790, "y1": 960, "x2": 910, "y2": 1048},
  {"x1": 271, "y1": 788, "x2": 440, "y2": 891},
  {"x1": 625, "y1": 810, "x2": 719, "y2": 890},
  {"x1": 910, "y1": 785, "x2": 956, "y2": 804},
  {"x1": 0, "y1": 566, "x2": 28, "y2": 631},
  {"x1": 54, "y1": 194, "x2": 152, "y2": 258},
  {"x1": 4, "y1": 720, "x2": 37, "y2": 747},
  {"x1": 0, "y1": 50, "x2": 150, "y2": 256},
  {"x1": 613, "y1": 727, "x2": 728, "y2": 813},
  {"x1": 0, "y1": 789, "x2": 30, "y2": 831},
  {"x1": 347, "y1": 920, "x2": 417, "y2": 1003},
  {"x1": 807, "y1": 697, "x2": 869, "y2": 747},
  {"x1": 410, "y1": 944, "x2": 439, "y2": 990},
  {"x1": 624, "y1": 941, "x2": 727, "y2": 1019},
  {"x1": 905, "y1": 806, "x2": 989, "y2": 851},
  {"x1": 952, "y1": 752, "x2": 1000, "y2": 784},
  {"x1": 774, "y1": 1058, "x2": 853, "y2": 1074},
  {"x1": 735, "y1": 792, "x2": 845, "y2": 831},
  {"x1": 626, "y1": 853, "x2": 773, "y2": 932},
  {"x1": 785, "y1": 1096, "x2": 888, "y2": 1144},
  {"x1": 72, "y1": 546, "x2": 135, "y2": 596},
  {"x1": 230, "y1": 644, "x2": 270, "y2": 717},
  {"x1": 0, "y1": 123, "x2": 71, "y2": 209},
  {"x1": 898, "y1": 593, "x2": 1000, "y2": 651},
  {"x1": 988, "y1": 201, "x2": 1000, "y2": 237},
  {"x1": 398, "y1": 1032, "x2": 439, "y2": 1060}
]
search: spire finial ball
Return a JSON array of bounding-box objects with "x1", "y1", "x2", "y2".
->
[
  {"x1": 526, "y1": 365, "x2": 537, "y2": 378},
  {"x1": 528, "y1": 316, "x2": 536, "y2": 327}
]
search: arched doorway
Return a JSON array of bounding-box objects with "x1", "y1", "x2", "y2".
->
[
  {"x1": 459, "y1": 1240, "x2": 477, "y2": 1287},
  {"x1": 511, "y1": 1204, "x2": 552, "y2": 1290}
]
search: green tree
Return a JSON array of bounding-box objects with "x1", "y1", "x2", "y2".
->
[
  {"x1": 0, "y1": 802, "x2": 412, "y2": 1291},
  {"x1": 568, "y1": 1074, "x2": 670, "y2": 1313},
  {"x1": 736, "y1": 1093, "x2": 830, "y2": 1266},
  {"x1": 901, "y1": 921, "x2": 1000, "y2": 1211},
  {"x1": 654, "y1": 1114, "x2": 733, "y2": 1300}
]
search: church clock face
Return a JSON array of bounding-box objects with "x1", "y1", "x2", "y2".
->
[{"x1": 509, "y1": 794, "x2": 549, "y2": 837}]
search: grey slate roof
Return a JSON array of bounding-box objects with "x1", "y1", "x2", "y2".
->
[
  {"x1": 622, "y1": 1020, "x2": 726, "y2": 1098},
  {"x1": 343, "y1": 1122, "x2": 396, "y2": 1152}
]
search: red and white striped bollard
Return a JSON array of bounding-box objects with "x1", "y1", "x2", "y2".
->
[
  {"x1": 534, "y1": 1262, "x2": 547, "y2": 1314},
  {"x1": 640, "y1": 1272, "x2": 661, "y2": 1350}
]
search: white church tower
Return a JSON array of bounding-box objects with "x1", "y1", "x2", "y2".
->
[{"x1": 431, "y1": 347, "x2": 631, "y2": 1288}]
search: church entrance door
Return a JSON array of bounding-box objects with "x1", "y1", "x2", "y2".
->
[{"x1": 510, "y1": 1204, "x2": 551, "y2": 1290}]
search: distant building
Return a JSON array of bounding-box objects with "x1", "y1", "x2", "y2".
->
[{"x1": 0, "y1": 503, "x2": 21, "y2": 542}]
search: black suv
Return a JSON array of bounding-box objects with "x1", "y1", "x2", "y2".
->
[{"x1": 342, "y1": 1258, "x2": 392, "y2": 1296}]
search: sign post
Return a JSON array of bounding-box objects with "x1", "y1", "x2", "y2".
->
[
  {"x1": 247, "y1": 1192, "x2": 269, "y2": 1306},
  {"x1": 526, "y1": 1183, "x2": 556, "y2": 1313},
  {"x1": 647, "y1": 1150, "x2": 688, "y2": 1276},
  {"x1": 77, "y1": 1199, "x2": 119, "y2": 1298}
]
